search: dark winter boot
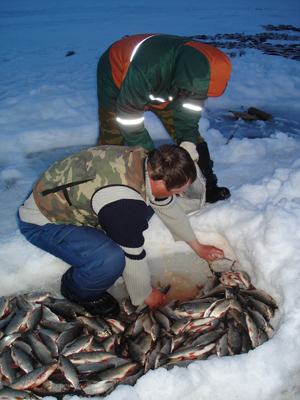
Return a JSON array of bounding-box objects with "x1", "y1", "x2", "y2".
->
[
  {"x1": 196, "y1": 142, "x2": 231, "y2": 203},
  {"x1": 60, "y1": 282, "x2": 120, "y2": 317}
]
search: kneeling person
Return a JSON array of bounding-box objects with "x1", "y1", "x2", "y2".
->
[{"x1": 18, "y1": 145, "x2": 224, "y2": 316}]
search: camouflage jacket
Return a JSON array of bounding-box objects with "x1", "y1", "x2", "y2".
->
[{"x1": 33, "y1": 145, "x2": 148, "y2": 229}]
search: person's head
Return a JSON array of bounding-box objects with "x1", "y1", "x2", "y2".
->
[{"x1": 147, "y1": 145, "x2": 197, "y2": 197}]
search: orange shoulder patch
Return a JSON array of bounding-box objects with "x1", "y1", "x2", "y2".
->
[
  {"x1": 185, "y1": 42, "x2": 232, "y2": 97},
  {"x1": 109, "y1": 34, "x2": 156, "y2": 89}
]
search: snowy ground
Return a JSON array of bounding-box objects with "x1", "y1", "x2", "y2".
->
[{"x1": 1, "y1": 1, "x2": 300, "y2": 399}]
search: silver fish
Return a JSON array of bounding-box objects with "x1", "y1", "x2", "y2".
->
[
  {"x1": 220, "y1": 274, "x2": 240, "y2": 287},
  {"x1": 101, "y1": 333, "x2": 122, "y2": 352},
  {"x1": 41, "y1": 305, "x2": 66, "y2": 323},
  {"x1": 162, "y1": 359, "x2": 195, "y2": 370},
  {"x1": 229, "y1": 298, "x2": 244, "y2": 313},
  {"x1": 236, "y1": 270, "x2": 252, "y2": 288},
  {"x1": 82, "y1": 379, "x2": 116, "y2": 396},
  {"x1": 22, "y1": 292, "x2": 51, "y2": 303},
  {"x1": 176, "y1": 301, "x2": 212, "y2": 319},
  {"x1": 153, "y1": 310, "x2": 171, "y2": 332},
  {"x1": 144, "y1": 341, "x2": 162, "y2": 372},
  {"x1": 16, "y1": 296, "x2": 37, "y2": 313},
  {"x1": 186, "y1": 317, "x2": 220, "y2": 334},
  {"x1": 203, "y1": 299, "x2": 224, "y2": 318},
  {"x1": 120, "y1": 367, "x2": 144, "y2": 386},
  {"x1": 124, "y1": 313, "x2": 145, "y2": 337},
  {"x1": 96, "y1": 315, "x2": 113, "y2": 333},
  {"x1": 11, "y1": 345, "x2": 34, "y2": 373},
  {"x1": 43, "y1": 297, "x2": 92, "y2": 317},
  {"x1": 170, "y1": 317, "x2": 192, "y2": 335},
  {"x1": 160, "y1": 335, "x2": 172, "y2": 356},
  {"x1": 56, "y1": 324, "x2": 83, "y2": 354},
  {"x1": 210, "y1": 299, "x2": 235, "y2": 319},
  {"x1": 12, "y1": 340, "x2": 33, "y2": 357},
  {"x1": 41, "y1": 300, "x2": 77, "y2": 320},
  {"x1": 37, "y1": 328, "x2": 60, "y2": 358},
  {"x1": 76, "y1": 316, "x2": 111, "y2": 338},
  {"x1": 68, "y1": 350, "x2": 117, "y2": 365},
  {"x1": 61, "y1": 334, "x2": 94, "y2": 357},
  {"x1": 227, "y1": 319, "x2": 242, "y2": 355},
  {"x1": 0, "y1": 387, "x2": 42, "y2": 399},
  {"x1": 198, "y1": 285, "x2": 228, "y2": 299},
  {"x1": 203, "y1": 275, "x2": 220, "y2": 294},
  {"x1": 257, "y1": 329, "x2": 269, "y2": 346},
  {"x1": 26, "y1": 306, "x2": 43, "y2": 333},
  {"x1": 239, "y1": 325, "x2": 252, "y2": 354},
  {"x1": 26, "y1": 332, "x2": 53, "y2": 365},
  {"x1": 216, "y1": 333, "x2": 229, "y2": 357},
  {"x1": 247, "y1": 308, "x2": 274, "y2": 333},
  {"x1": 0, "y1": 267, "x2": 279, "y2": 398},
  {"x1": 121, "y1": 298, "x2": 136, "y2": 316},
  {"x1": 136, "y1": 333, "x2": 154, "y2": 354},
  {"x1": 39, "y1": 320, "x2": 76, "y2": 332},
  {"x1": 170, "y1": 331, "x2": 189, "y2": 353},
  {"x1": 76, "y1": 361, "x2": 110, "y2": 374},
  {"x1": 142, "y1": 312, "x2": 153, "y2": 334},
  {"x1": 150, "y1": 321, "x2": 161, "y2": 342},
  {"x1": 127, "y1": 340, "x2": 146, "y2": 365},
  {"x1": 244, "y1": 311, "x2": 259, "y2": 349},
  {"x1": 168, "y1": 343, "x2": 215, "y2": 360},
  {"x1": 9, "y1": 359, "x2": 58, "y2": 390},
  {"x1": 187, "y1": 329, "x2": 225, "y2": 347},
  {"x1": 58, "y1": 354, "x2": 81, "y2": 390},
  {"x1": 240, "y1": 289, "x2": 278, "y2": 309},
  {"x1": 0, "y1": 350, "x2": 16, "y2": 384},
  {"x1": 84, "y1": 336, "x2": 106, "y2": 352},
  {"x1": 245, "y1": 296, "x2": 274, "y2": 321},
  {"x1": 227, "y1": 308, "x2": 247, "y2": 329},
  {"x1": 97, "y1": 361, "x2": 141, "y2": 381},
  {"x1": 38, "y1": 380, "x2": 70, "y2": 395},
  {"x1": 5, "y1": 310, "x2": 31, "y2": 335},
  {"x1": 0, "y1": 310, "x2": 16, "y2": 331},
  {"x1": 0, "y1": 298, "x2": 11, "y2": 319},
  {"x1": 105, "y1": 317, "x2": 126, "y2": 333},
  {"x1": 0, "y1": 332, "x2": 21, "y2": 352}
]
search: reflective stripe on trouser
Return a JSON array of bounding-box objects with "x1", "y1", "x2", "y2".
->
[
  {"x1": 97, "y1": 104, "x2": 125, "y2": 146},
  {"x1": 97, "y1": 103, "x2": 204, "y2": 147},
  {"x1": 149, "y1": 107, "x2": 204, "y2": 145},
  {"x1": 18, "y1": 218, "x2": 125, "y2": 302}
]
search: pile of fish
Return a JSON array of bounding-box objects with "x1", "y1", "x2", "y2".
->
[{"x1": 0, "y1": 263, "x2": 279, "y2": 398}]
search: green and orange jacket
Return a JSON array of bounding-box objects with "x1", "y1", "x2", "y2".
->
[{"x1": 97, "y1": 34, "x2": 232, "y2": 151}]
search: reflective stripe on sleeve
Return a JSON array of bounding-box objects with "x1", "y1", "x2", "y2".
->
[
  {"x1": 182, "y1": 103, "x2": 202, "y2": 112},
  {"x1": 116, "y1": 116, "x2": 145, "y2": 126},
  {"x1": 149, "y1": 94, "x2": 166, "y2": 102}
]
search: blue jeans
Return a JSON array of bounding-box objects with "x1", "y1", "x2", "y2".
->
[{"x1": 18, "y1": 218, "x2": 126, "y2": 302}]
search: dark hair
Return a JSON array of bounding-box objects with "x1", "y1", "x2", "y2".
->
[{"x1": 147, "y1": 145, "x2": 197, "y2": 190}]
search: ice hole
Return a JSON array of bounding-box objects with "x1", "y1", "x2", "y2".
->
[{"x1": 110, "y1": 236, "x2": 240, "y2": 305}]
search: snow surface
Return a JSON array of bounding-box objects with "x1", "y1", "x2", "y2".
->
[{"x1": 1, "y1": 1, "x2": 300, "y2": 399}]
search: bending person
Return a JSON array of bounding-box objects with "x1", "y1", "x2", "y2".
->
[
  {"x1": 97, "y1": 34, "x2": 232, "y2": 203},
  {"x1": 18, "y1": 145, "x2": 224, "y2": 316}
]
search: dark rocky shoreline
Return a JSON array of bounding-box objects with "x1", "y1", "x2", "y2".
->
[{"x1": 190, "y1": 24, "x2": 300, "y2": 60}]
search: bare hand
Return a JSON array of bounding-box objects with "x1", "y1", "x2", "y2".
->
[
  {"x1": 188, "y1": 239, "x2": 224, "y2": 261},
  {"x1": 199, "y1": 245, "x2": 224, "y2": 261},
  {"x1": 144, "y1": 287, "x2": 167, "y2": 309}
]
